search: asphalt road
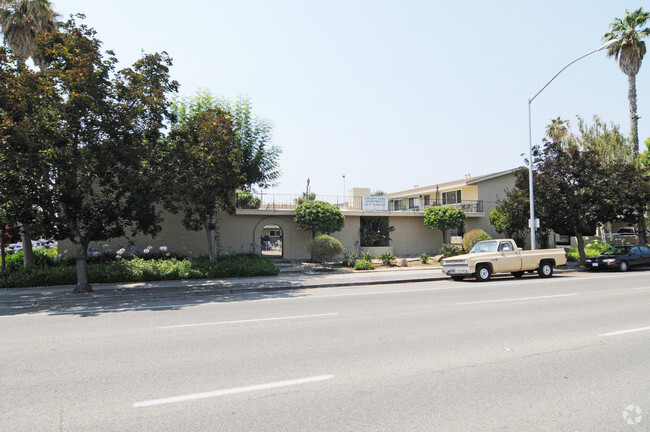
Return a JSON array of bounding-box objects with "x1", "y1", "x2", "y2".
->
[{"x1": 1, "y1": 270, "x2": 650, "y2": 431}]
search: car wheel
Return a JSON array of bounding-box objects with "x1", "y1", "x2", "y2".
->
[
  {"x1": 476, "y1": 265, "x2": 491, "y2": 282},
  {"x1": 511, "y1": 271, "x2": 524, "y2": 279},
  {"x1": 451, "y1": 276, "x2": 465, "y2": 281},
  {"x1": 618, "y1": 260, "x2": 629, "y2": 272},
  {"x1": 538, "y1": 262, "x2": 553, "y2": 278}
]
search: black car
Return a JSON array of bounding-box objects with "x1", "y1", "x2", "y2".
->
[{"x1": 585, "y1": 245, "x2": 650, "y2": 272}]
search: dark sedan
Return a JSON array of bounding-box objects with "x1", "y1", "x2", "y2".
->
[{"x1": 585, "y1": 245, "x2": 650, "y2": 272}]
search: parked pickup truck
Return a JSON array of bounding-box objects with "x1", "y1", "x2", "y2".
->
[{"x1": 441, "y1": 239, "x2": 567, "y2": 281}]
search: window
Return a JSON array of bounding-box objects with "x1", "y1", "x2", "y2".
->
[
  {"x1": 423, "y1": 195, "x2": 431, "y2": 206},
  {"x1": 393, "y1": 200, "x2": 403, "y2": 211},
  {"x1": 269, "y1": 230, "x2": 281, "y2": 237},
  {"x1": 408, "y1": 197, "x2": 420, "y2": 209},
  {"x1": 442, "y1": 190, "x2": 461, "y2": 205}
]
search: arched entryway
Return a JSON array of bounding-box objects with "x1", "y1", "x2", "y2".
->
[{"x1": 260, "y1": 224, "x2": 283, "y2": 257}]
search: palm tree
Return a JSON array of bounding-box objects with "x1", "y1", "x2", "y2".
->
[
  {"x1": 603, "y1": 8, "x2": 650, "y2": 158},
  {"x1": 545, "y1": 117, "x2": 569, "y2": 144},
  {"x1": 0, "y1": 0, "x2": 57, "y2": 66},
  {"x1": 0, "y1": 0, "x2": 57, "y2": 267}
]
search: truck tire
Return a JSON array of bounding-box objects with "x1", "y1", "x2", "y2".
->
[
  {"x1": 538, "y1": 262, "x2": 553, "y2": 278},
  {"x1": 476, "y1": 265, "x2": 491, "y2": 282}
]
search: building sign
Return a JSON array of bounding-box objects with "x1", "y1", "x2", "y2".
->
[{"x1": 362, "y1": 196, "x2": 388, "y2": 211}]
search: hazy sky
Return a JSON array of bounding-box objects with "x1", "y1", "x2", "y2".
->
[{"x1": 50, "y1": 1, "x2": 649, "y2": 197}]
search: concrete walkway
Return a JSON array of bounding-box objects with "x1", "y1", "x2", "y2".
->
[{"x1": 0, "y1": 263, "x2": 580, "y2": 310}]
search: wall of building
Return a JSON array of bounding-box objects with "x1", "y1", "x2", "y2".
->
[
  {"x1": 475, "y1": 173, "x2": 516, "y2": 240},
  {"x1": 389, "y1": 215, "x2": 440, "y2": 256}
]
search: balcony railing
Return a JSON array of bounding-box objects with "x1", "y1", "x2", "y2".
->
[
  {"x1": 392, "y1": 200, "x2": 484, "y2": 213},
  {"x1": 236, "y1": 194, "x2": 483, "y2": 214}
]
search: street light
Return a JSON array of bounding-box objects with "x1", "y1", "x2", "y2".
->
[{"x1": 527, "y1": 39, "x2": 616, "y2": 249}]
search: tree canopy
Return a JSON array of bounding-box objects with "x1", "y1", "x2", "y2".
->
[
  {"x1": 423, "y1": 206, "x2": 465, "y2": 245},
  {"x1": 294, "y1": 200, "x2": 345, "y2": 238}
]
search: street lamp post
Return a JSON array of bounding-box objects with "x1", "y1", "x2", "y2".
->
[{"x1": 527, "y1": 39, "x2": 616, "y2": 249}]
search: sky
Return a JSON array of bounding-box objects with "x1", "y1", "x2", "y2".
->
[{"x1": 47, "y1": 1, "x2": 650, "y2": 197}]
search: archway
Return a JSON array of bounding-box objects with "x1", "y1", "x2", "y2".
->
[{"x1": 260, "y1": 224, "x2": 283, "y2": 257}]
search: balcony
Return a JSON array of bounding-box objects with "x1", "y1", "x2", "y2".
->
[{"x1": 391, "y1": 200, "x2": 484, "y2": 214}]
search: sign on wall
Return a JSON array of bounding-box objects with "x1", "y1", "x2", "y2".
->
[{"x1": 362, "y1": 196, "x2": 388, "y2": 211}]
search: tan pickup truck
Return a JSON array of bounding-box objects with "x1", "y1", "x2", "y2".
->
[{"x1": 441, "y1": 239, "x2": 567, "y2": 281}]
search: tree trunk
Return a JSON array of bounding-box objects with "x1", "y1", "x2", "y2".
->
[
  {"x1": 73, "y1": 237, "x2": 92, "y2": 293},
  {"x1": 638, "y1": 213, "x2": 647, "y2": 245},
  {"x1": 576, "y1": 234, "x2": 586, "y2": 266},
  {"x1": 441, "y1": 229, "x2": 447, "y2": 245},
  {"x1": 628, "y1": 74, "x2": 639, "y2": 158},
  {"x1": 0, "y1": 241, "x2": 5, "y2": 273},
  {"x1": 19, "y1": 222, "x2": 34, "y2": 268},
  {"x1": 204, "y1": 216, "x2": 217, "y2": 262}
]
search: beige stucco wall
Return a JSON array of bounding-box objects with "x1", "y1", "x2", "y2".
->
[
  {"x1": 474, "y1": 172, "x2": 516, "y2": 240},
  {"x1": 389, "y1": 215, "x2": 440, "y2": 256}
]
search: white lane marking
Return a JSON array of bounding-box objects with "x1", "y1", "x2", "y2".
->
[
  {"x1": 455, "y1": 293, "x2": 578, "y2": 305},
  {"x1": 599, "y1": 326, "x2": 650, "y2": 337},
  {"x1": 157, "y1": 313, "x2": 338, "y2": 329},
  {"x1": 133, "y1": 375, "x2": 335, "y2": 408}
]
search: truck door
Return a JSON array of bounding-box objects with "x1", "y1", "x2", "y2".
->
[{"x1": 495, "y1": 241, "x2": 521, "y2": 273}]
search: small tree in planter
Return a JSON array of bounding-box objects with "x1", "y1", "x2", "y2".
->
[{"x1": 424, "y1": 206, "x2": 465, "y2": 244}]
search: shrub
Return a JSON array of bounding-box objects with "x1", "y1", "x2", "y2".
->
[
  {"x1": 462, "y1": 229, "x2": 492, "y2": 252},
  {"x1": 419, "y1": 253, "x2": 429, "y2": 264},
  {"x1": 380, "y1": 252, "x2": 396, "y2": 266},
  {"x1": 354, "y1": 259, "x2": 375, "y2": 270},
  {"x1": 0, "y1": 253, "x2": 279, "y2": 288},
  {"x1": 236, "y1": 189, "x2": 261, "y2": 209},
  {"x1": 440, "y1": 243, "x2": 462, "y2": 257},
  {"x1": 565, "y1": 241, "x2": 611, "y2": 262},
  {"x1": 361, "y1": 251, "x2": 375, "y2": 261},
  {"x1": 309, "y1": 235, "x2": 344, "y2": 263},
  {"x1": 342, "y1": 252, "x2": 357, "y2": 267}
]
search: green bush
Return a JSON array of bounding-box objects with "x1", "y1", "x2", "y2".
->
[
  {"x1": 419, "y1": 253, "x2": 429, "y2": 264},
  {"x1": 361, "y1": 251, "x2": 375, "y2": 262},
  {"x1": 0, "y1": 253, "x2": 279, "y2": 288},
  {"x1": 342, "y1": 252, "x2": 357, "y2": 267},
  {"x1": 380, "y1": 252, "x2": 396, "y2": 266},
  {"x1": 462, "y1": 229, "x2": 492, "y2": 252},
  {"x1": 440, "y1": 243, "x2": 462, "y2": 257},
  {"x1": 309, "y1": 235, "x2": 344, "y2": 263},
  {"x1": 354, "y1": 259, "x2": 375, "y2": 270},
  {"x1": 565, "y1": 241, "x2": 611, "y2": 262}
]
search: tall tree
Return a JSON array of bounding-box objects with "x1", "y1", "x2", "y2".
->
[
  {"x1": 0, "y1": 0, "x2": 57, "y2": 65},
  {"x1": 168, "y1": 91, "x2": 281, "y2": 261},
  {"x1": 0, "y1": 0, "x2": 57, "y2": 267},
  {"x1": 545, "y1": 117, "x2": 569, "y2": 144},
  {"x1": 32, "y1": 17, "x2": 178, "y2": 293},
  {"x1": 603, "y1": 7, "x2": 650, "y2": 157},
  {"x1": 562, "y1": 115, "x2": 631, "y2": 164},
  {"x1": 166, "y1": 108, "x2": 241, "y2": 261}
]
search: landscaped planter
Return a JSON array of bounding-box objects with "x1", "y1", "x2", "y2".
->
[{"x1": 360, "y1": 246, "x2": 393, "y2": 256}]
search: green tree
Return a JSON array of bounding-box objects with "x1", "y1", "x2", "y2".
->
[
  {"x1": 31, "y1": 18, "x2": 178, "y2": 293},
  {"x1": 423, "y1": 206, "x2": 465, "y2": 244},
  {"x1": 167, "y1": 91, "x2": 280, "y2": 261},
  {"x1": 545, "y1": 117, "x2": 569, "y2": 144},
  {"x1": 603, "y1": 7, "x2": 650, "y2": 157},
  {"x1": 531, "y1": 140, "x2": 647, "y2": 264},
  {"x1": 166, "y1": 108, "x2": 240, "y2": 261},
  {"x1": 0, "y1": 0, "x2": 57, "y2": 66},
  {"x1": 294, "y1": 200, "x2": 345, "y2": 238},
  {"x1": 171, "y1": 90, "x2": 281, "y2": 189},
  {"x1": 0, "y1": 0, "x2": 58, "y2": 267},
  {"x1": 563, "y1": 115, "x2": 632, "y2": 164}
]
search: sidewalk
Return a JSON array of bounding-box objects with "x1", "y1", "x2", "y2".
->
[{"x1": 0, "y1": 263, "x2": 580, "y2": 310}]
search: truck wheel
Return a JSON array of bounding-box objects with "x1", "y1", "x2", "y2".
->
[
  {"x1": 476, "y1": 265, "x2": 491, "y2": 282},
  {"x1": 618, "y1": 260, "x2": 629, "y2": 272},
  {"x1": 511, "y1": 271, "x2": 524, "y2": 278},
  {"x1": 538, "y1": 262, "x2": 553, "y2": 278},
  {"x1": 451, "y1": 276, "x2": 465, "y2": 281}
]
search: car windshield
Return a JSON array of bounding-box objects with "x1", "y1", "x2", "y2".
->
[
  {"x1": 602, "y1": 246, "x2": 628, "y2": 255},
  {"x1": 470, "y1": 241, "x2": 498, "y2": 253}
]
